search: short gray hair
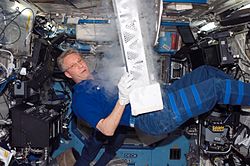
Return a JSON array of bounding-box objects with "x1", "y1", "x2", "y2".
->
[{"x1": 57, "y1": 49, "x2": 81, "y2": 72}]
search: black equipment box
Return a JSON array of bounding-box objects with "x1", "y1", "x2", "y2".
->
[
  {"x1": 11, "y1": 104, "x2": 62, "y2": 148},
  {"x1": 176, "y1": 26, "x2": 234, "y2": 69},
  {"x1": 189, "y1": 40, "x2": 233, "y2": 69}
]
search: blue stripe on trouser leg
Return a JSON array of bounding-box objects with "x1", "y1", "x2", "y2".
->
[
  {"x1": 191, "y1": 85, "x2": 202, "y2": 110},
  {"x1": 168, "y1": 92, "x2": 182, "y2": 123},
  {"x1": 224, "y1": 80, "x2": 231, "y2": 104},
  {"x1": 179, "y1": 89, "x2": 193, "y2": 118},
  {"x1": 236, "y1": 81, "x2": 244, "y2": 104},
  {"x1": 217, "y1": 79, "x2": 250, "y2": 105},
  {"x1": 169, "y1": 65, "x2": 233, "y2": 91},
  {"x1": 134, "y1": 77, "x2": 250, "y2": 136}
]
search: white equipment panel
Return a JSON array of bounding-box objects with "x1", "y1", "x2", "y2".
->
[
  {"x1": 113, "y1": 0, "x2": 150, "y2": 87},
  {"x1": 113, "y1": 0, "x2": 163, "y2": 115}
]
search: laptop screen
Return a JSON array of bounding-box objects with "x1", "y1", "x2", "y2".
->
[{"x1": 176, "y1": 26, "x2": 196, "y2": 45}]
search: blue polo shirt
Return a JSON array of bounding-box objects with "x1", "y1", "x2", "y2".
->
[{"x1": 72, "y1": 78, "x2": 131, "y2": 128}]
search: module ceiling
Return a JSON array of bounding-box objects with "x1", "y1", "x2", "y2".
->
[
  {"x1": 28, "y1": 0, "x2": 111, "y2": 17},
  {"x1": 27, "y1": 0, "x2": 250, "y2": 19}
]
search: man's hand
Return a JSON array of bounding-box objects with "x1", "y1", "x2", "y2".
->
[
  {"x1": 118, "y1": 72, "x2": 134, "y2": 105},
  {"x1": 96, "y1": 72, "x2": 134, "y2": 136}
]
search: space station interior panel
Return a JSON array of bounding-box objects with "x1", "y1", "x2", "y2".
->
[{"x1": 0, "y1": 0, "x2": 250, "y2": 165}]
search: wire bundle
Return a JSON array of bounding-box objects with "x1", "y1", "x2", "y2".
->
[{"x1": 0, "y1": 5, "x2": 34, "y2": 45}]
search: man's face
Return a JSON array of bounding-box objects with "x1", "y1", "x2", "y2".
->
[{"x1": 63, "y1": 53, "x2": 91, "y2": 83}]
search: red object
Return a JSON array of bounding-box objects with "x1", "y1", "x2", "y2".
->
[{"x1": 171, "y1": 32, "x2": 178, "y2": 50}]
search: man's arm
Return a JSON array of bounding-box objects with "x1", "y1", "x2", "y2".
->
[
  {"x1": 96, "y1": 100, "x2": 125, "y2": 136},
  {"x1": 96, "y1": 73, "x2": 134, "y2": 136}
]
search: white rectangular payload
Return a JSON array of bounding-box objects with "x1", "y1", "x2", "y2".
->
[{"x1": 113, "y1": 0, "x2": 163, "y2": 116}]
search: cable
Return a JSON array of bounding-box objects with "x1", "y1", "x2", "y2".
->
[
  {"x1": 0, "y1": 11, "x2": 20, "y2": 22},
  {"x1": 235, "y1": 64, "x2": 246, "y2": 82},
  {"x1": 234, "y1": 35, "x2": 250, "y2": 62},
  {"x1": 0, "y1": 60, "x2": 8, "y2": 84},
  {"x1": 0, "y1": 27, "x2": 5, "y2": 41},
  {"x1": 0, "y1": 80, "x2": 8, "y2": 95},
  {"x1": 0, "y1": 20, "x2": 21, "y2": 45},
  {"x1": 0, "y1": 112, "x2": 4, "y2": 119},
  {"x1": 0, "y1": 11, "x2": 21, "y2": 38},
  {"x1": 0, "y1": 10, "x2": 23, "y2": 44},
  {"x1": 0, "y1": 7, "x2": 35, "y2": 42},
  {"x1": 196, "y1": 36, "x2": 214, "y2": 45},
  {"x1": 0, "y1": 49, "x2": 14, "y2": 77},
  {"x1": 2, "y1": 91, "x2": 10, "y2": 107}
]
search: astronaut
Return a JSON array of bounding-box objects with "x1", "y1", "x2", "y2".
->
[{"x1": 57, "y1": 48, "x2": 250, "y2": 136}]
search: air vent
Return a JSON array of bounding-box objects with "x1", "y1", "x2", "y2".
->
[{"x1": 170, "y1": 148, "x2": 181, "y2": 160}]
